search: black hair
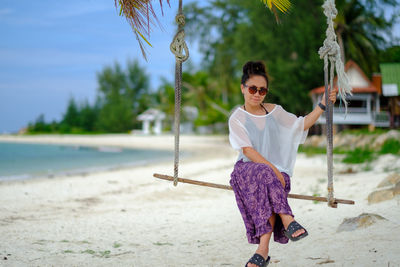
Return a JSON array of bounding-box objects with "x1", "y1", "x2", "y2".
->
[{"x1": 241, "y1": 61, "x2": 269, "y2": 87}]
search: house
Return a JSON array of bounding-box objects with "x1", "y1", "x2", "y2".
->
[
  {"x1": 380, "y1": 63, "x2": 400, "y2": 128},
  {"x1": 310, "y1": 60, "x2": 390, "y2": 130},
  {"x1": 137, "y1": 108, "x2": 166, "y2": 135}
]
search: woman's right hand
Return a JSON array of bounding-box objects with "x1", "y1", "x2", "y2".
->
[
  {"x1": 242, "y1": 146, "x2": 286, "y2": 188},
  {"x1": 273, "y1": 167, "x2": 286, "y2": 188}
]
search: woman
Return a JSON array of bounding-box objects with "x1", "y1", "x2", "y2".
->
[{"x1": 229, "y1": 61, "x2": 337, "y2": 267}]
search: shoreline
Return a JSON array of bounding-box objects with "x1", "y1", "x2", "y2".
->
[
  {"x1": 0, "y1": 134, "x2": 399, "y2": 266},
  {"x1": 0, "y1": 134, "x2": 232, "y2": 185},
  {"x1": 0, "y1": 134, "x2": 230, "y2": 153}
]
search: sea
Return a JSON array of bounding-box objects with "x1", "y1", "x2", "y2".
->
[{"x1": 0, "y1": 141, "x2": 174, "y2": 181}]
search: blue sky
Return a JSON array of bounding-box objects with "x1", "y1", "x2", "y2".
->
[
  {"x1": 0, "y1": 0, "x2": 201, "y2": 133},
  {"x1": 0, "y1": 0, "x2": 399, "y2": 133}
]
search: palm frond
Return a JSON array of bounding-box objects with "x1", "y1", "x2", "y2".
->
[
  {"x1": 115, "y1": 0, "x2": 170, "y2": 59},
  {"x1": 261, "y1": 0, "x2": 292, "y2": 22},
  {"x1": 116, "y1": 0, "x2": 291, "y2": 59}
]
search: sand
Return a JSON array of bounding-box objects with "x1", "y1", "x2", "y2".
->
[{"x1": 0, "y1": 134, "x2": 399, "y2": 267}]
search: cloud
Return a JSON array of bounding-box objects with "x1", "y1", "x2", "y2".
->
[{"x1": 0, "y1": 8, "x2": 12, "y2": 16}]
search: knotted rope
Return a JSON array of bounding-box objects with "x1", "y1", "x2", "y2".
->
[
  {"x1": 318, "y1": 0, "x2": 352, "y2": 207},
  {"x1": 170, "y1": 0, "x2": 189, "y2": 186}
]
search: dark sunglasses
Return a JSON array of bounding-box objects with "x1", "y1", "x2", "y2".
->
[{"x1": 245, "y1": 85, "x2": 268, "y2": 96}]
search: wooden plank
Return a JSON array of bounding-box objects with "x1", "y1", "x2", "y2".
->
[{"x1": 153, "y1": 173, "x2": 355, "y2": 206}]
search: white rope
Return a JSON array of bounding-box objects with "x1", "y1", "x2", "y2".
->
[
  {"x1": 170, "y1": 0, "x2": 189, "y2": 186},
  {"x1": 318, "y1": 0, "x2": 352, "y2": 207},
  {"x1": 318, "y1": 0, "x2": 352, "y2": 109}
]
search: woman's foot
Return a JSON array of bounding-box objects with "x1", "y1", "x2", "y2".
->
[
  {"x1": 246, "y1": 247, "x2": 269, "y2": 267},
  {"x1": 280, "y1": 214, "x2": 306, "y2": 238}
]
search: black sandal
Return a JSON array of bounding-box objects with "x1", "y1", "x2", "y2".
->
[
  {"x1": 284, "y1": 221, "x2": 308, "y2": 241},
  {"x1": 245, "y1": 253, "x2": 270, "y2": 267}
]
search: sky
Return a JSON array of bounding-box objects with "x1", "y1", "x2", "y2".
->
[
  {"x1": 0, "y1": 0, "x2": 201, "y2": 134},
  {"x1": 0, "y1": 0, "x2": 399, "y2": 134}
]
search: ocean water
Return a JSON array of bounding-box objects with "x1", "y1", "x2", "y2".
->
[{"x1": 0, "y1": 141, "x2": 174, "y2": 181}]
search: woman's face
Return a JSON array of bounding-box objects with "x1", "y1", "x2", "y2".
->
[{"x1": 241, "y1": 75, "x2": 268, "y2": 106}]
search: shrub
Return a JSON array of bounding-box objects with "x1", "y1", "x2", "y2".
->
[
  {"x1": 342, "y1": 147, "x2": 375, "y2": 164},
  {"x1": 379, "y1": 138, "x2": 400, "y2": 155}
]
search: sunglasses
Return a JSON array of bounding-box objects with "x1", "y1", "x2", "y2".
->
[{"x1": 245, "y1": 84, "x2": 268, "y2": 96}]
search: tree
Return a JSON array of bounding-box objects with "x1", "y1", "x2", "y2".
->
[
  {"x1": 184, "y1": 0, "x2": 327, "y2": 115},
  {"x1": 78, "y1": 100, "x2": 99, "y2": 132},
  {"x1": 380, "y1": 45, "x2": 400, "y2": 63},
  {"x1": 60, "y1": 98, "x2": 80, "y2": 132},
  {"x1": 28, "y1": 114, "x2": 51, "y2": 133},
  {"x1": 334, "y1": 0, "x2": 399, "y2": 76},
  {"x1": 115, "y1": 0, "x2": 291, "y2": 59},
  {"x1": 95, "y1": 60, "x2": 150, "y2": 132}
]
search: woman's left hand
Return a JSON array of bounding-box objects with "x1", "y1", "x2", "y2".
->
[{"x1": 321, "y1": 86, "x2": 338, "y2": 105}]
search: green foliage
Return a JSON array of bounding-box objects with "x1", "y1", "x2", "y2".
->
[
  {"x1": 112, "y1": 242, "x2": 122, "y2": 248},
  {"x1": 27, "y1": 114, "x2": 53, "y2": 133},
  {"x1": 27, "y1": 60, "x2": 151, "y2": 134},
  {"x1": 298, "y1": 145, "x2": 326, "y2": 156},
  {"x1": 339, "y1": 127, "x2": 390, "y2": 135},
  {"x1": 184, "y1": 0, "x2": 328, "y2": 115},
  {"x1": 95, "y1": 60, "x2": 150, "y2": 132},
  {"x1": 300, "y1": 134, "x2": 400, "y2": 164},
  {"x1": 62, "y1": 98, "x2": 80, "y2": 129},
  {"x1": 342, "y1": 146, "x2": 375, "y2": 164},
  {"x1": 334, "y1": 0, "x2": 398, "y2": 76},
  {"x1": 379, "y1": 138, "x2": 400, "y2": 155},
  {"x1": 298, "y1": 145, "x2": 348, "y2": 156},
  {"x1": 184, "y1": 0, "x2": 398, "y2": 116},
  {"x1": 380, "y1": 46, "x2": 400, "y2": 63}
]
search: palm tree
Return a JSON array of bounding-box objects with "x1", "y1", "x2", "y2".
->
[
  {"x1": 334, "y1": 0, "x2": 397, "y2": 75},
  {"x1": 114, "y1": 0, "x2": 291, "y2": 59}
]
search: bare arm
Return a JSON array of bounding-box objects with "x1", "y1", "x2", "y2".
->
[
  {"x1": 304, "y1": 88, "x2": 338, "y2": 130},
  {"x1": 242, "y1": 146, "x2": 286, "y2": 187}
]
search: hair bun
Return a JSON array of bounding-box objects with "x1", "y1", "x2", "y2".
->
[
  {"x1": 243, "y1": 61, "x2": 266, "y2": 76},
  {"x1": 241, "y1": 60, "x2": 269, "y2": 86}
]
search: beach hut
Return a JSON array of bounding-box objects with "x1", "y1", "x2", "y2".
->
[
  {"x1": 380, "y1": 63, "x2": 400, "y2": 128},
  {"x1": 310, "y1": 60, "x2": 390, "y2": 130},
  {"x1": 137, "y1": 109, "x2": 166, "y2": 135}
]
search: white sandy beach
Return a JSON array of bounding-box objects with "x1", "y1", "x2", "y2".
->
[{"x1": 0, "y1": 134, "x2": 399, "y2": 267}]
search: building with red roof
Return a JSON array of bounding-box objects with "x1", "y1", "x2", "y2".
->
[{"x1": 310, "y1": 60, "x2": 390, "y2": 128}]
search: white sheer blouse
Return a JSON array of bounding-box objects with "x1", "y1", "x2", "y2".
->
[{"x1": 228, "y1": 105, "x2": 308, "y2": 177}]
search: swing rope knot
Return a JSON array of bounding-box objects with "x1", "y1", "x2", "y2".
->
[
  {"x1": 175, "y1": 13, "x2": 186, "y2": 27},
  {"x1": 170, "y1": 30, "x2": 189, "y2": 62},
  {"x1": 322, "y1": 0, "x2": 337, "y2": 19}
]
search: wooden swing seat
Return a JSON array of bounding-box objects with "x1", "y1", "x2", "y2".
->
[{"x1": 153, "y1": 173, "x2": 355, "y2": 207}]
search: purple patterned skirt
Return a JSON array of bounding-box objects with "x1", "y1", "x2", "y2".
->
[{"x1": 230, "y1": 160, "x2": 293, "y2": 244}]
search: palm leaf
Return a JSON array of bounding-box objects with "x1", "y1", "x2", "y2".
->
[
  {"x1": 262, "y1": 0, "x2": 291, "y2": 13},
  {"x1": 116, "y1": 0, "x2": 291, "y2": 59},
  {"x1": 115, "y1": 0, "x2": 170, "y2": 59},
  {"x1": 261, "y1": 0, "x2": 292, "y2": 22}
]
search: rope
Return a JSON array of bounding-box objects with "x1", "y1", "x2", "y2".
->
[
  {"x1": 170, "y1": 0, "x2": 189, "y2": 186},
  {"x1": 318, "y1": 0, "x2": 352, "y2": 207}
]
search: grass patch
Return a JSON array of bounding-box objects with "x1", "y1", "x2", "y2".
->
[
  {"x1": 342, "y1": 147, "x2": 375, "y2": 164},
  {"x1": 299, "y1": 145, "x2": 348, "y2": 157},
  {"x1": 312, "y1": 193, "x2": 322, "y2": 204},
  {"x1": 153, "y1": 242, "x2": 173, "y2": 246},
  {"x1": 99, "y1": 250, "x2": 111, "y2": 258},
  {"x1": 113, "y1": 242, "x2": 122, "y2": 248},
  {"x1": 63, "y1": 250, "x2": 74, "y2": 254},
  {"x1": 379, "y1": 138, "x2": 400, "y2": 155},
  {"x1": 340, "y1": 128, "x2": 390, "y2": 135},
  {"x1": 298, "y1": 145, "x2": 326, "y2": 156},
  {"x1": 81, "y1": 249, "x2": 96, "y2": 255}
]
